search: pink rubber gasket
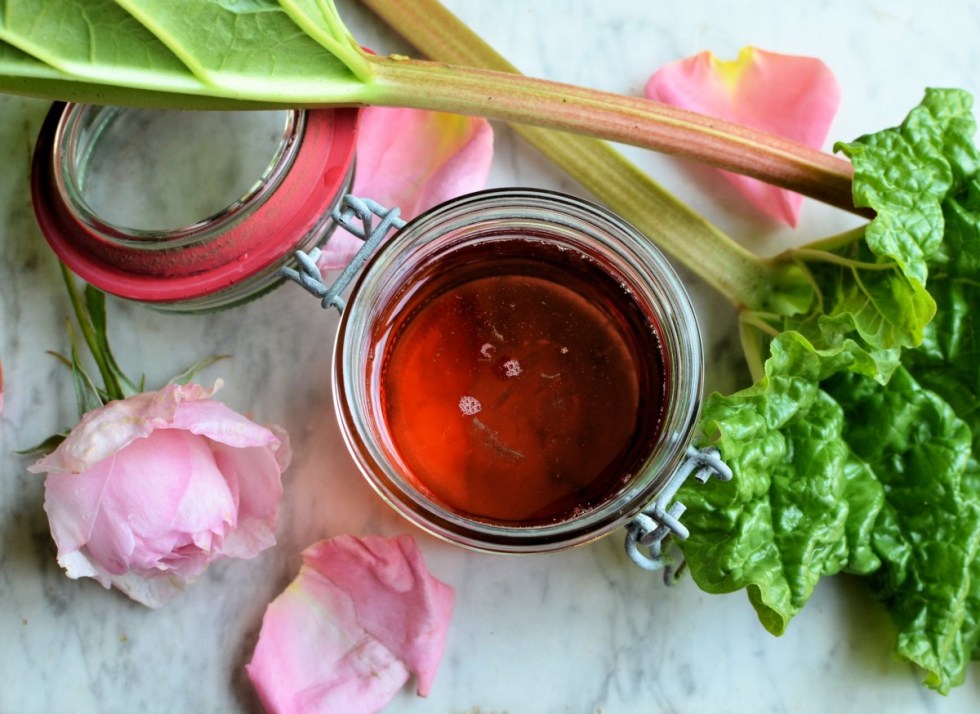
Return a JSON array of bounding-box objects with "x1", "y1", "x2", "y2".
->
[{"x1": 31, "y1": 103, "x2": 358, "y2": 303}]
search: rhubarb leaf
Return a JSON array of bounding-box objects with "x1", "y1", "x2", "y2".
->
[
  {"x1": 677, "y1": 332, "x2": 885, "y2": 636},
  {"x1": 680, "y1": 90, "x2": 980, "y2": 691},
  {"x1": 791, "y1": 240, "x2": 935, "y2": 368},
  {"x1": 826, "y1": 368, "x2": 980, "y2": 693},
  {"x1": 278, "y1": 0, "x2": 366, "y2": 72},
  {"x1": 903, "y1": 180, "x2": 980, "y2": 451},
  {"x1": 0, "y1": 0, "x2": 200, "y2": 88},
  {"x1": 741, "y1": 89, "x2": 980, "y2": 382},
  {"x1": 115, "y1": 0, "x2": 368, "y2": 94},
  {"x1": 835, "y1": 88, "x2": 979, "y2": 286},
  {"x1": 0, "y1": 0, "x2": 372, "y2": 106}
]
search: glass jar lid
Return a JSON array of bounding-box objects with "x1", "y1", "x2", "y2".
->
[{"x1": 31, "y1": 103, "x2": 358, "y2": 307}]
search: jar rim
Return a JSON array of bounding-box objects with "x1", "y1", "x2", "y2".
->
[
  {"x1": 31, "y1": 103, "x2": 358, "y2": 303},
  {"x1": 333, "y1": 188, "x2": 704, "y2": 553}
]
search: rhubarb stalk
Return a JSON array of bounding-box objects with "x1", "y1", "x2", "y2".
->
[
  {"x1": 359, "y1": 0, "x2": 829, "y2": 314},
  {"x1": 0, "y1": 0, "x2": 856, "y2": 222}
]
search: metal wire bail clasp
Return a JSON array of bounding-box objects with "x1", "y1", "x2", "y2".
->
[
  {"x1": 280, "y1": 195, "x2": 407, "y2": 312},
  {"x1": 624, "y1": 445, "x2": 732, "y2": 579}
]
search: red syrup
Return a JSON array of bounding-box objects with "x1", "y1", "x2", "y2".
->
[{"x1": 374, "y1": 237, "x2": 668, "y2": 526}]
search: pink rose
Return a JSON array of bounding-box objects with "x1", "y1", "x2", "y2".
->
[
  {"x1": 247, "y1": 534, "x2": 455, "y2": 714},
  {"x1": 29, "y1": 381, "x2": 290, "y2": 608}
]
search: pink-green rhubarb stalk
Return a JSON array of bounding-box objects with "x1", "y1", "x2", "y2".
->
[
  {"x1": 0, "y1": 1, "x2": 856, "y2": 234},
  {"x1": 359, "y1": 0, "x2": 845, "y2": 318},
  {"x1": 646, "y1": 47, "x2": 842, "y2": 227}
]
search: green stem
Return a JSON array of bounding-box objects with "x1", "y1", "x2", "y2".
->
[
  {"x1": 790, "y1": 248, "x2": 897, "y2": 271},
  {"x1": 279, "y1": 0, "x2": 376, "y2": 82},
  {"x1": 797, "y1": 225, "x2": 868, "y2": 252},
  {"x1": 739, "y1": 312, "x2": 782, "y2": 338},
  {"x1": 360, "y1": 0, "x2": 799, "y2": 309},
  {"x1": 59, "y1": 263, "x2": 123, "y2": 401},
  {"x1": 738, "y1": 318, "x2": 771, "y2": 383}
]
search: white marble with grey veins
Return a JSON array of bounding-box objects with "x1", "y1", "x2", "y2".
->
[{"x1": 2, "y1": 1, "x2": 979, "y2": 711}]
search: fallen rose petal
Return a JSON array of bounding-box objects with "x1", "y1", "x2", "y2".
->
[
  {"x1": 248, "y1": 566, "x2": 411, "y2": 714},
  {"x1": 646, "y1": 47, "x2": 840, "y2": 226},
  {"x1": 307, "y1": 534, "x2": 454, "y2": 697},
  {"x1": 246, "y1": 534, "x2": 455, "y2": 714},
  {"x1": 319, "y1": 107, "x2": 493, "y2": 270}
]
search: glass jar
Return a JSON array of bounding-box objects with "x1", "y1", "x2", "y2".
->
[
  {"x1": 332, "y1": 188, "x2": 703, "y2": 553},
  {"x1": 31, "y1": 103, "x2": 358, "y2": 312}
]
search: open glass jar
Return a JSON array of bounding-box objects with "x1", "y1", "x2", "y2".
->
[
  {"x1": 331, "y1": 189, "x2": 704, "y2": 553},
  {"x1": 31, "y1": 103, "x2": 358, "y2": 312}
]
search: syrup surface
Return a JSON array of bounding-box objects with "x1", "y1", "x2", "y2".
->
[{"x1": 376, "y1": 238, "x2": 667, "y2": 525}]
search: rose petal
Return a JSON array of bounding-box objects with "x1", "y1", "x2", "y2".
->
[
  {"x1": 319, "y1": 107, "x2": 494, "y2": 270},
  {"x1": 57, "y1": 549, "x2": 102, "y2": 582},
  {"x1": 247, "y1": 534, "x2": 455, "y2": 714},
  {"x1": 210, "y1": 441, "x2": 282, "y2": 559},
  {"x1": 170, "y1": 397, "x2": 286, "y2": 452},
  {"x1": 28, "y1": 382, "x2": 217, "y2": 475},
  {"x1": 248, "y1": 566, "x2": 411, "y2": 714},
  {"x1": 645, "y1": 47, "x2": 840, "y2": 226},
  {"x1": 109, "y1": 569, "x2": 189, "y2": 608},
  {"x1": 307, "y1": 535, "x2": 454, "y2": 697}
]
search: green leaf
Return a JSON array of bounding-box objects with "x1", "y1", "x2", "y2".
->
[
  {"x1": 60, "y1": 265, "x2": 127, "y2": 402},
  {"x1": 827, "y1": 368, "x2": 980, "y2": 693},
  {"x1": 15, "y1": 432, "x2": 68, "y2": 456},
  {"x1": 894, "y1": 176, "x2": 980, "y2": 684},
  {"x1": 835, "y1": 88, "x2": 980, "y2": 285},
  {"x1": 746, "y1": 89, "x2": 979, "y2": 383},
  {"x1": 0, "y1": 37, "x2": 249, "y2": 108},
  {"x1": 682, "y1": 336, "x2": 980, "y2": 690},
  {"x1": 902, "y1": 182, "x2": 980, "y2": 450},
  {"x1": 0, "y1": 38, "x2": 65, "y2": 78},
  {"x1": 802, "y1": 243, "x2": 936, "y2": 355},
  {"x1": 839, "y1": 454, "x2": 885, "y2": 574},
  {"x1": 680, "y1": 91, "x2": 980, "y2": 691},
  {"x1": 0, "y1": 0, "x2": 373, "y2": 106},
  {"x1": 115, "y1": 0, "x2": 366, "y2": 95},
  {"x1": 168, "y1": 354, "x2": 231, "y2": 385},
  {"x1": 278, "y1": 0, "x2": 368, "y2": 77},
  {"x1": 0, "y1": 0, "x2": 203, "y2": 90},
  {"x1": 677, "y1": 332, "x2": 885, "y2": 636},
  {"x1": 754, "y1": 224, "x2": 938, "y2": 389}
]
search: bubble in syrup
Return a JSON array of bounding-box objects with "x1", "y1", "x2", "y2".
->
[
  {"x1": 503, "y1": 359, "x2": 522, "y2": 377},
  {"x1": 458, "y1": 395, "x2": 482, "y2": 416}
]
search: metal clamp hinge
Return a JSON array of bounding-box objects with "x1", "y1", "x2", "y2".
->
[
  {"x1": 280, "y1": 195, "x2": 406, "y2": 312},
  {"x1": 624, "y1": 445, "x2": 732, "y2": 581}
]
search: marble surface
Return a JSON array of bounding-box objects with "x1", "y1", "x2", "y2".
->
[{"x1": 2, "y1": 0, "x2": 979, "y2": 711}]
